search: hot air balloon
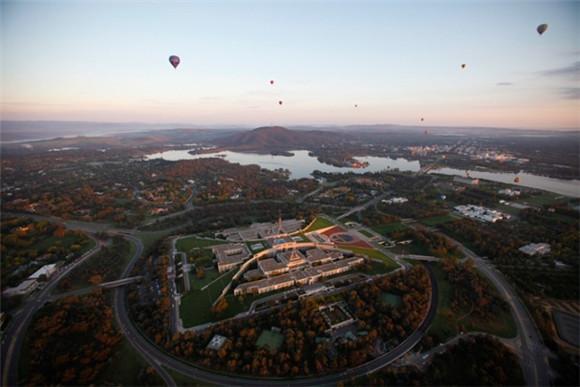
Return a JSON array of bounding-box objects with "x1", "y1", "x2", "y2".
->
[
  {"x1": 514, "y1": 177, "x2": 520, "y2": 183},
  {"x1": 278, "y1": 100, "x2": 283, "y2": 105},
  {"x1": 354, "y1": 104, "x2": 358, "y2": 108},
  {"x1": 537, "y1": 24, "x2": 548, "y2": 35},
  {"x1": 440, "y1": 194, "x2": 447, "y2": 200},
  {"x1": 461, "y1": 64, "x2": 466, "y2": 69},
  {"x1": 424, "y1": 130, "x2": 429, "y2": 135},
  {"x1": 421, "y1": 118, "x2": 424, "y2": 122},
  {"x1": 270, "y1": 80, "x2": 275, "y2": 85},
  {"x1": 169, "y1": 55, "x2": 180, "y2": 69}
]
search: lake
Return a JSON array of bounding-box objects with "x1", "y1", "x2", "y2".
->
[{"x1": 146, "y1": 149, "x2": 580, "y2": 198}]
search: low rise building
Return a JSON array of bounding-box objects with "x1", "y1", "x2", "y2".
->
[
  {"x1": 258, "y1": 258, "x2": 289, "y2": 276},
  {"x1": 234, "y1": 256, "x2": 364, "y2": 296},
  {"x1": 454, "y1": 205, "x2": 507, "y2": 223},
  {"x1": 28, "y1": 263, "x2": 57, "y2": 280},
  {"x1": 2, "y1": 279, "x2": 38, "y2": 297},
  {"x1": 519, "y1": 243, "x2": 551, "y2": 256},
  {"x1": 212, "y1": 243, "x2": 251, "y2": 273}
]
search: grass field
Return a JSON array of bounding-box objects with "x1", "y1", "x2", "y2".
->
[
  {"x1": 176, "y1": 237, "x2": 228, "y2": 253},
  {"x1": 180, "y1": 269, "x2": 236, "y2": 327},
  {"x1": 255, "y1": 330, "x2": 284, "y2": 351},
  {"x1": 303, "y1": 217, "x2": 335, "y2": 232},
  {"x1": 337, "y1": 245, "x2": 400, "y2": 272},
  {"x1": 517, "y1": 192, "x2": 571, "y2": 207},
  {"x1": 381, "y1": 292, "x2": 402, "y2": 307},
  {"x1": 134, "y1": 231, "x2": 172, "y2": 252},
  {"x1": 358, "y1": 229, "x2": 374, "y2": 238}
]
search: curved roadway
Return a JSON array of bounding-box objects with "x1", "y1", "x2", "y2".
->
[
  {"x1": 113, "y1": 251, "x2": 438, "y2": 386},
  {"x1": 1, "y1": 239, "x2": 101, "y2": 387},
  {"x1": 3, "y1": 211, "x2": 548, "y2": 386}
]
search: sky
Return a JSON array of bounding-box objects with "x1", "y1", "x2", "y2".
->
[{"x1": 2, "y1": 0, "x2": 579, "y2": 130}]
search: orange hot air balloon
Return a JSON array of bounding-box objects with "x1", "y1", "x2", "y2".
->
[
  {"x1": 514, "y1": 177, "x2": 520, "y2": 183},
  {"x1": 169, "y1": 55, "x2": 180, "y2": 69},
  {"x1": 270, "y1": 80, "x2": 274, "y2": 85},
  {"x1": 424, "y1": 130, "x2": 429, "y2": 135}
]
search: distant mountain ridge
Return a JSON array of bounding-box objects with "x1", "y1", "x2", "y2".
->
[{"x1": 211, "y1": 126, "x2": 343, "y2": 149}]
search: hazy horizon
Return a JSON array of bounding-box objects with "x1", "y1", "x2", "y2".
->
[{"x1": 2, "y1": 1, "x2": 579, "y2": 130}]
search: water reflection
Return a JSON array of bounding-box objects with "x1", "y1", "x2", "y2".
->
[{"x1": 146, "y1": 149, "x2": 579, "y2": 197}]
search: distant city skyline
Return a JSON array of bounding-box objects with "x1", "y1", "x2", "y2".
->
[{"x1": 2, "y1": 0, "x2": 579, "y2": 130}]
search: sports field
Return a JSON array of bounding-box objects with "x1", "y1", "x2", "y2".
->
[{"x1": 255, "y1": 330, "x2": 284, "y2": 350}]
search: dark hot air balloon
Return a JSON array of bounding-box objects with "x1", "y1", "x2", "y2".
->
[
  {"x1": 355, "y1": 104, "x2": 358, "y2": 108},
  {"x1": 270, "y1": 80, "x2": 274, "y2": 85},
  {"x1": 421, "y1": 118, "x2": 424, "y2": 122},
  {"x1": 514, "y1": 177, "x2": 520, "y2": 183},
  {"x1": 169, "y1": 55, "x2": 180, "y2": 69},
  {"x1": 278, "y1": 100, "x2": 283, "y2": 105},
  {"x1": 537, "y1": 24, "x2": 548, "y2": 35},
  {"x1": 461, "y1": 64, "x2": 466, "y2": 69}
]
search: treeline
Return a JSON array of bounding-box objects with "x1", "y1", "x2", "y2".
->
[
  {"x1": 126, "y1": 237, "x2": 172, "y2": 345},
  {"x1": 390, "y1": 228, "x2": 460, "y2": 258},
  {"x1": 361, "y1": 335, "x2": 524, "y2": 386},
  {"x1": 440, "y1": 219, "x2": 524, "y2": 263},
  {"x1": 142, "y1": 200, "x2": 320, "y2": 233},
  {"x1": 377, "y1": 198, "x2": 448, "y2": 220},
  {"x1": 147, "y1": 266, "x2": 430, "y2": 377},
  {"x1": 1, "y1": 216, "x2": 91, "y2": 286},
  {"x1": 441, "y1": 257, "x2": 509, "y2": 320},
  {"x1": 24, "y1": 290, "x2": 122, "y2": 385},
  {"x1": 518, "y1": 207, "x2": 579, "y2": 265},
  {"x1": 59, "y1": 235, "x2": 129, "y2": 290}
]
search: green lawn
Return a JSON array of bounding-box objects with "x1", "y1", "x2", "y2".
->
[
  {"x1": 358, "y1": 229, "x2": 374, "y2": 238},
  {"x1": 303, "y1": 217, "x2": 335, "y2": 232},
  {"x1": 255, "y1": 330, "x2": 284, "y2": 350},
  {"x1": 134, "y1": 231, "x2": 172, "y2": 252},
  {"x1": 338, "y1": 245, "x2": 400, "y2": 272},
  {"x1": 370, "y1": 260, "x2": 392, "y2": 275},
  {"x1": 517, "y1": 192, "x2": 571, "y2": 207},
  {"x1": 180, "y1": 269, "x2": 236, "y2": 327},
  {"x1": 176, "y1": 236, "x2": 228, "y2": 252}
]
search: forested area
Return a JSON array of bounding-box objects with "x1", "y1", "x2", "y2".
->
[
  {"x1": 1, "y1": 216, "x2": 91, "y2": 287},
  {"x1": 389, "y1": 228, "x2": 460, "y2": 257},
  {"x1": 376, "y1": 198, "x2": 448, "y2": 220},
  {"x1": 133, "y1": 265, "x2": 430, "y2": 377},
  {"x1": 440, "y1": 218, "x2": 525, "y2": 263},
  {"x1": 57, "y1": 235, "x2": 130, "y2": 291},
  {"x1": 143, "y1": 200, "x2": 320, "y2": 233},
  {"x1": 441, "y1": 258, "x2": 509, "y2": 320},
  {"x1": 361, "y1": 335, "x2": 524, "y2": 386},
  {"x1": 126, "y1": 237, "x2": 172, "y2": 344},
  {"x1": 23, "y1": 291, "x2": 122, "y2": 385}
]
